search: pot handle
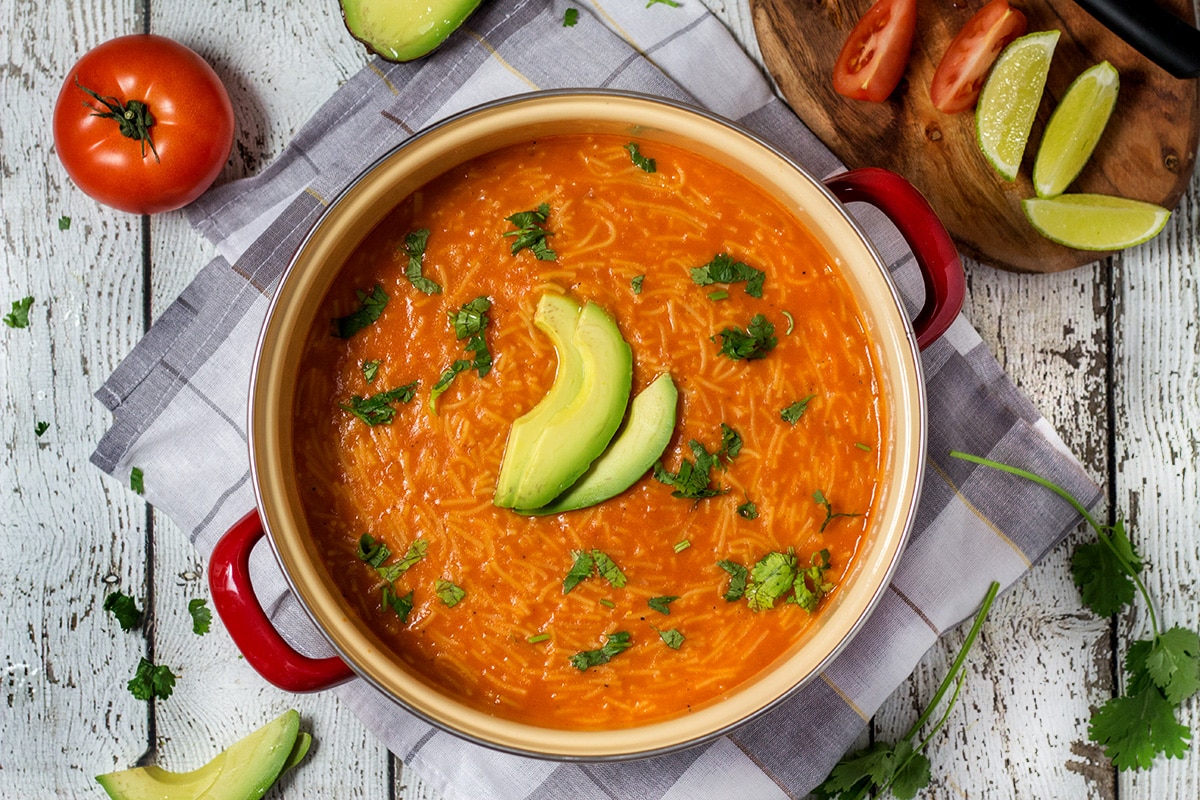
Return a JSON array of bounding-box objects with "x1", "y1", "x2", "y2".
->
[
  {"x1": 208, "y1": 509, "x2": 355, "y2": 692},
  {"x1": 824, "y1": 167, "x2": 965, "y2": 351}
]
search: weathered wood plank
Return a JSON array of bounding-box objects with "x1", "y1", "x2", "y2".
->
[{"x1": 1, "y1": 1, "x2": 151, "y2": 794}]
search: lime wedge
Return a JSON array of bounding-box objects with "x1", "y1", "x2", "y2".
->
[
  {"x1": 1032, "y1": 61, "x2": 1119, "y2": 198},
  {"x1": 976, "y1": 30, "x2": 1060, "y2": 181},
  {"x1": 1022, "y1": 194, "x2": 1171, "y2": 251}
]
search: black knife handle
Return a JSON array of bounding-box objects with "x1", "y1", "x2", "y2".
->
[{"x1": 1072, "y1": 0, "x2": 1200, "y2": 78}]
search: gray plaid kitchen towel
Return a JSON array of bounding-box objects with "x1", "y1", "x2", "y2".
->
[{"x1": 90, "y1": 0, "x2": 1101, "y2": 797}]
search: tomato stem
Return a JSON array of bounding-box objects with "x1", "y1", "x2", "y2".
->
[{"x1": 74, "y1": 76, "x2": 160, "y2": 162}]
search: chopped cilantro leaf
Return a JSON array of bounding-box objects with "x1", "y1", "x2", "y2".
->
[
  {"x1": 34, "y1": 420, "x2": 50, "y2": 437},
  {"x1": 654, "y1": 425, "x2": 741, "y2": 501},
  {"x1": 563, "y1": 7, "x2": 579, "y2": 25},
  {"x1": 737, "y1": 500, "x2": 759, "y2": 520},
  {"x1": 712, "y1": 313, "x2": 777, "y2": 361},
  {"x1": 631, "y1": 274, "x2": 645, "y2": 295},
  {"x1": 103, "y1": 591, "x2": 143, "y2": 631},
  {"x1": 781, "y1": 395, "x2": 815, "y2": 424},
  {"x1": 128, "y1": 657, "x2": 176, "y2": 701},
  {"x1": 431, "y1": 297, "x2": 493, "y2": 412},
  {"x1": 592, "y1": 550, "x2": 627, "y2": 588},
  {"x1": 814, "y1": 490, "x2": 860, "y2": 533},
  {"x1": 657, "y1": 628, "x2": 684, "y2": 649},
  {"x1": 504, "y1": 203, "x2": 557, "y2": 261},
  {"x1": 435, "y1": 579, "x2": 466, "y2": 607},
  {"x1": 188, "y1": 598, "x2": 212, "y2": 635},
  {"x1": 130, "y1": 467, "x2": 145, "y2": 495},
  {"x1": 356, "y1": 533, "x2": 391, "y2": 568},
  {"x1": 382, "y1": 586, "x2": 415, "y2": 623},
  {"x1": 340, "y1": 381, "x2": 419, "y2": 425},
  {"x1": 563, "y1": 550, "x2": 594, "y2": 594},
  {"x1": 648, "y1": 595, "x2": 679, "y2": 615},
  {"x1": 362, "y1": 359, "x2": 381, "y2": 383},
  {"x1": 745, "y1": 550, "x2": 798, "y2": 612},
  {"x1": 792, "y1": 549, "x2": 833, "y2": 613},
  {"x1": 377, "y1": 539, "x2": 428, "y2": 582},
  {"x1": 624, "y1": 142, "x2": 656, "y2": 173},
  {"x1": 333, "y1": 284, "x2": 389, "y2": 338},
  {"x1": 58, "y1": 215, "x2": 71, "y2": 230},
  {"x1": 717, "y1": 560, "x2": 748, "y2": 602},
  {"x1": 719, "y1": 423, "x2": 742, "y2": 462},
  {"x1": 569, "y1": 631, "x2": 632, "y2": 671},
  {"x1": 4, "y1": 296, "x2": 34, "y2": 329},
  {"x1": 690, "y1": 253, "x2": 765, "y2": 298},
  {"x1": 400, "y1": 228, "x2": 442, "y2": 295}
]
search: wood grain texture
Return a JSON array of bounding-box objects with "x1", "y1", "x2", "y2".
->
[{"x1": 750, "y1": 0, "x2": 1200, "y2": 273}]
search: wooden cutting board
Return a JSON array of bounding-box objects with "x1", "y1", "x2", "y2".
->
[{"x1": 750, "y1": 0, "x2": 1200, "y2": 272}]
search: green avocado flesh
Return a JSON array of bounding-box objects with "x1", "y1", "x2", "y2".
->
[
  {"x1": 96, "y1": 709, "x2": 303, "y2": 800},
  {"x1": 340, "y1": 0, "x2": 483, "y2": 62},
  {"x1": 530, "y1": 372, "x2": 678, "y2": 515},
  {"x1": 494, "y1": 293, "x2": 634, "y2": 511}
]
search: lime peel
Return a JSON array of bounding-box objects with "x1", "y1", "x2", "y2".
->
[
  {"x1": 1033, "y1": 61, "x2": 1120, "y2": 198},
  {"x1": 976, "y1": 29, "x2": 1061, "y2": 182},
  {"x1": 1022, "y1": 194, "x2": 1171, "y2": 251}
]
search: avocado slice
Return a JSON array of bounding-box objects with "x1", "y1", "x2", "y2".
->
[
  {"x1": 494, "y1": 294, "x2": 634, "y2": 511},
  {"x1": 529, "y1": 373, "x2": 678, "y2": 515},
  {"x1": 340, "y1": 0, "x2": 483, "y2": 62},
  {"x1": 96, "y1": 709, "x2": 303, "y2": 800},
  {"x1": 494, "y1": 293, "x2": 585, "y2": 508}
]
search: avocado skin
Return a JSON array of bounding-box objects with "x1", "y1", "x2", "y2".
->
[
  {"x1": 526, "y1": 372, "x2": 678, "y2": 515},
  {"x1": 340, "y1": 0, "x2": 483, "y2": 62},
  {"x1": 96, "y1": 709, "x2": 302, "y2": 800},
  {"x1": 495, "y1": 295, "x2": 633, "y2": 511}
]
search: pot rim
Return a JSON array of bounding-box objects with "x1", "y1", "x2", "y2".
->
[{"x1": 247, "y1": 88, "x2": 929, "y2": 761}]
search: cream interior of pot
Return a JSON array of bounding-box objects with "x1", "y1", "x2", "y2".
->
[{"x1": 249, "y1": 91, "x2": 926, "y2": 759}]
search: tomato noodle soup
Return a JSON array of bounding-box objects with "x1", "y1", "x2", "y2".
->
[{"x1": 292, "y1": 133, "x2": 886, "y2": 729}]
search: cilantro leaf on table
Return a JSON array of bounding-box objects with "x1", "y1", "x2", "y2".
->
[
  {"x1": 816, "y1": 582, "x2": 999, "y2": 799},
  {"x1": 951, "y1": 451, "x2": 1200, "y2": 773},
  {"x1": 34, "y1": 420, "x2": 50, "y2": 437},
  {"x1": 333, "y1": 284, "x2": 388, "y2": 339},
  {"x1": 128, "y1": 657, "x2": 176, "y2": 701},
  {"x1": 188, "y1": 598, "x2": 212, "y2": 635},
  {"x1": 4, "y1": 296, "x2": 33, "y2": 329},
  {"x1": 103, "y1": 591, "x2": 143, "y2": 631}
]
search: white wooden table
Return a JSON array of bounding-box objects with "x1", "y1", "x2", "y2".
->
[{"x1": 4, "y1": 1, "x2": 1198, "y2": 798}]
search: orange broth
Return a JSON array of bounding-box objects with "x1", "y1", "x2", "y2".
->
[{"x1": 293, "y1": 133, "x2": 886, "y2": 729}]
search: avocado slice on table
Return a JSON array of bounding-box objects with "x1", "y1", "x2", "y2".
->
[
  {"x1": 340, "y1": 0, "x2": 483, "y2": 62},
  {"x1": 495, "y1": 293, "x2": 634, "y2": 511},
  {"x1": 529, "y1": 372, "x2": 678, "y2": 515},
  {"x1": 96, "y1": 709, "x2": 304, "y2": 800}
]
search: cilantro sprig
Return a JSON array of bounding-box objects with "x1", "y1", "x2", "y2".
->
[
  {"x1": 951, "y1": 451, "x2": 1200, "y2": 771},
  {"x1": 504, "y1": 203, "x2": 557, "y2": 261},
  {"x1": 816, "y1": 581, "x2": 1000, "y2": 799}
]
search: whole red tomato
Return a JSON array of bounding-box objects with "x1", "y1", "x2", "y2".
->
[
  {"x1": 931, "y1": 0, "x2": 1028, "y2": 113},
  {"x1": 833, "y1": 0, "x2": 917, "y2": 102},
  {"x1": 53, "y1": 34, "x2": 235, "y2": 214}
]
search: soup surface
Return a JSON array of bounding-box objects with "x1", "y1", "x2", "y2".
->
[{"x1": 293, "y1": 133, "x2": 886, "y2": 729}]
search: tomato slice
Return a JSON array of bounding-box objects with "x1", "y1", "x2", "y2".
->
[
  {"x1": 833, "y1": 0, "x2": 917, "y2": 102},
  {"x1": 930, "y1": 0, "x2": 1028, "y2": 113}
]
